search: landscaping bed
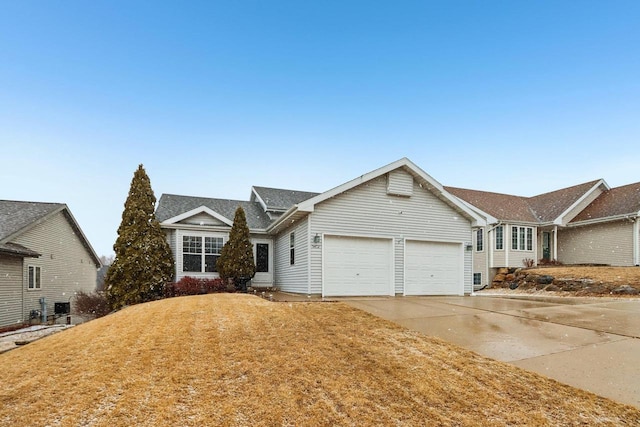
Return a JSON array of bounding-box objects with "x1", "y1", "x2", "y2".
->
[
  {"x1": 490, "y1": 266, "x2": 640, "y2": 296},
  {"x1": 0, "y1": 294, "x2": 638, "y2": 426}
]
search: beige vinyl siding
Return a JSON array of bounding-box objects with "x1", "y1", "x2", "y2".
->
[
  {"x1": 309, "y1": 171, "x2": 473, "y2": 294},
  {"x1": 558, "y1": 220, "x2": 634, "y2": 266},
  {"x1": 473, "y1": 228, "x2": 488, "y2": 287},
  {"x1": 274, "y1": 218, "x2": 309, "y2": 293},
  {"x1": 0, "y1": 255, "x2": 24, "y2": 327},
  {"x1": 12, "y1": 211, "x2": 98, "y2": 322},
  {"x1": 491, "y1": 225, "x2": 506, "y2": 267}
]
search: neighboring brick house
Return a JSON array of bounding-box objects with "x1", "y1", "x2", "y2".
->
[
  {"x1": 447, "y1": 180, "x2": 640, "y2": 288},
  {"x1": 0, "y1": 200, "x2": 101, "y2": 328}
]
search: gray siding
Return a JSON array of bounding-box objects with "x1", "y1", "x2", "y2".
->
[
  {"x1": 0, "y1": 255, "x2": 24, "y2": 328},
  {"x1": 12, "y1": 211, "x2": 98, "y2": 322},
  {"x1": 308, "y1": 171, "x2": 473, "y2": 294},
  {"x1": 558, "y1": 220, "x2": 634, "y2": 266},
  {"x1": 274, "y1": 218, "x2": 309, "y2": 293}
]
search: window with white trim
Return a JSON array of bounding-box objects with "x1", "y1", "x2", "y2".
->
[
  {"x1": 289, "y1": 232, "x2": 295, "y2": 265},
  {"x1": 473, "y1": 273, "x2": 482, "y2": 286},
  {"x1": 511, "y1": 226, "x2": 533, "y2": 251},
  {"x1": 28, "y1": 265, "x2": 41, "y2": 289},
  {"x1": 183, "y1": 236, "x2": 223, "y2": 272},
  {"x1": 476, "y1": 229, "x2": 483, "y2": 252},
  {"x1": 495, "y1": 225, "x2": 504, "y2": 250}
]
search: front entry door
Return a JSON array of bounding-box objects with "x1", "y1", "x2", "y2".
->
[{"x1": 542, "y1": 232, "x2": 551, "y2": 261}]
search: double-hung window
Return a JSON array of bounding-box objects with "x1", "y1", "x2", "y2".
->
[
  {"x1": 495, "y1": 225, "x2": 504, "y2": 250},
  {"x1": 28, "y1": 265, "x2": 41, "y2": 289},
  {"x1": 511, "y1": 226, "x2": 533, "y2": 251},
  {"x1": 183, "y1": 236, "x2": 223, "y2": 273},
  {"x1": 476, "y1": 229, "x2": 483, "y2": 252}
]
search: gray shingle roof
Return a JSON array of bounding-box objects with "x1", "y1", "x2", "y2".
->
[
  {"x1": 0, "y1": 200, "x2": 64, "y2": 242},
  {"x1": 572, "y1": 181, "x2": 640, "y2": 222},
  {"x1": 156, "y1": 194, "x2": 273, "y2": 230},
  {"x1": 252, "y1": 186, "x2": 319, "y2": 211}
]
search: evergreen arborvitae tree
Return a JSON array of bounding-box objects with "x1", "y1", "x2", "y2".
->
[
  {"x1": 105, "y1": 164, "x2": 174, "y2": 309},
  {"x1": 217, "y1": 206, "x2": 256, "y2": 291}
]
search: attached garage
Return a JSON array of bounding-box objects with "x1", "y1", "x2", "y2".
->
[
  {"x1": 404, "y1": 240, "x2": 463, "y2": 295},
  {"x1": 323, "y1": 235, "x2": 393, "y2": 296}
]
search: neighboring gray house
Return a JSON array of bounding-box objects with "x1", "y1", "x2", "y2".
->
[
  {"x1": 447, "y1": 179, "x2": 640, "y2": 287},
  {"x1": 0, "y1": 201, "x2": 101, "y2": 328},
  {"x1": 157, "y1": 158, "x2": 484, "y2": 297}
]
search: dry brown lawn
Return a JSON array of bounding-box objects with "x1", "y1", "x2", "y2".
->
[
  {"x1": 1, "y1": 294, "x2": 638, "y2": 426},
  {"x1": 526, "y1": 266, "x2": 640, "y2": 288}
]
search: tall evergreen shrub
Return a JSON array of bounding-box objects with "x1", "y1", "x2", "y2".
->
[
  {"x1": 217, "y1": 206, "x2": 256, "y2": 291},
  {"x1": 105, "y1": 164, "x2": 174, "y2": 309}
]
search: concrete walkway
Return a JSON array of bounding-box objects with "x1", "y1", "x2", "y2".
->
[{"x1": 343, "y1": 294, "x2": 640, "y2": 409}]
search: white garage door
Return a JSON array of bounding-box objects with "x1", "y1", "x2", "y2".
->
[
  {"x1": 323, "y1": 235, "x2": 393, "y2": 296},
  {"x1": 405, "y1": 241, "x2": 462, "y2": 295}
]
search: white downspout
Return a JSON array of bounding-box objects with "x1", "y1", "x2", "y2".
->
[
  {"x1": 553, "y1": 225, "x2": 558, "y2": 261},
  {"x1": 633, "y1": 217, "x2": 639, "y2": 266},
  {"x1": 307, "y1": 215, "x2": 312, "y2": 295}
]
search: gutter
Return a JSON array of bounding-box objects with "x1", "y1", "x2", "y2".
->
[{"x1": 567, "y1": 213, "x2": 638, "y2": 228}]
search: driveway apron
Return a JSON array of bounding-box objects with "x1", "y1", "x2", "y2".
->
[{"x1": 343, "y1": 295, "x2": 640, "y2": 409}]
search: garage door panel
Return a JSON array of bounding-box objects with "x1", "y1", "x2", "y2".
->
[
  {"x1": 405, "y1": 241, "x2": 461, "y2": 295},
  {"x1": 324, "y1": 235, "x2": 392, "y2": 296}
]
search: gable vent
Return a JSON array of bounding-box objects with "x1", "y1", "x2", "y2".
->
[{"x1": 387, "y1": 170, "x2": 413, "y2": 197}]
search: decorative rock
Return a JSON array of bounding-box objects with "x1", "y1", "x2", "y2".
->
[
  {"x1": 544, "y1": 284, "x2": 560, "y2": 292},
  {"x1": 509, "y1": 282, "x2": 519, "y2": 290},
  {"x1": 611, "y1": 285, "x2": 639, "y2": 295},
  {"x1": 536, "y1": 275, "x2": 554, "y2": 285}
]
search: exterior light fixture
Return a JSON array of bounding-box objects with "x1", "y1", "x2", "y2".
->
[{"x1": 313, "y1": 233, "x2": 321, "y2": 244}]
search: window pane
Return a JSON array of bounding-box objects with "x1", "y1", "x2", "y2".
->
[
  {"x1": 205, "y1": 237, "x2": 223, "y2": 254},
  {"x1": 205, "y1": 255, "x2": 218, "y2": 272},
  {"x1": 183, "y1": 254, "x2": 202, "y2": 272},
  {"x1": 290, "y1": 232, "x2": 295, "y2": 265},
  {"x1": 473, "y1": 273, "x2": 482, "y2": 285},
  {"x1": 256, "y1": 243, "x2": 269, "y2": 273},
  {"x1": 183, "y1": 236, "x2": 202, "y2": 253},
  {"x1": 519, "y1": 227, "x2": 525, "y2": 250},
  {"x1": 526, "y1": 228, "x2": 533, "y2": 251},
  {"x1": 496, "y1": 226, "x2": 503, "y2": 250},
  {"x1": 476, "y1": 229, "x2": 483, "y2": 251},
  {"x1": 512, "y1": 227, "x2": 518, "y2": 250},
  {"x1": 28, "y1": 266, "x2": 34, "y2": 289},
  {"x1": 35, "y1": 267, "x2": 40, "y2": 289}
]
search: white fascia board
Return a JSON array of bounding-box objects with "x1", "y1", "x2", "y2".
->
[
  {"x1": 250, "y1": 187, "x2": 269, "y2": 212},
  {"x1": 163, "y1": 206, "x2": 233, "y2": 226},
  {"x1": 553, "y1": 179, "x2": 610, "y2": 225},
  {"x1": 265, "y1": 205, "x2": 300, "y2": 234},
  {"x1": 567, "y1": 213, "x2": 638, "y2": 228},
  {"x1": 444, "y1": 193, "x2": 494, "y2": 226},
  {"x1": 160, "y1": 222, "x2": 269, "y2": 234}
]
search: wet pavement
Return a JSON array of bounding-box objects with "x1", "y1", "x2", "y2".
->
[{"x1": 343, "y1": 295, "x2": 640, "y2": 409}]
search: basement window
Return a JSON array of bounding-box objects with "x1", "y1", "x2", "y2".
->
[{"x1": 473, "y1": 273, "x2": 482, "y2": 286}]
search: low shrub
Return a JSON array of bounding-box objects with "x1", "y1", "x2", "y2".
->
[
  {"x1": 73, "y1": 291, "x2": 111, "y2": 318},
  {"x1": 522, "y1": 258, "x2": 535, "y2": 268},
  {"x1": 164, "y1": 276, "x2": 228, "y2": 297}
]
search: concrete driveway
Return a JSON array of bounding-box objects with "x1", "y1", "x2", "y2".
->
[{"x1": 343, "y1": 294, "x2": 640, "y2": 409}]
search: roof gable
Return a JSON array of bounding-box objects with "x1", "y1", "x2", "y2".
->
[
  {"x1": 0, "y1": 200, "x2": 101, "y2": 266},
  {"x1": 156, "y1": 194, "x2": 273, "y2": 230},
  {"x1": 0, "y1": 200, "x2": 65, "y2": 242},
  {"x1": 526, "y1": 179, "x2": 605, "y2": 223},
  {"x1": 571, "y1": 181, "x2": 640, "y2": 223},
  {"x1": 251, "y1": 186, "x2": 319, "y2": 212},
  {"x1": 271, "y1": 158, "x2": 485, "y2": 231}
]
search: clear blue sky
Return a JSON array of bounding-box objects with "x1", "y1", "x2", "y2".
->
[{"x1": 1, "y1": 1, "x2": 638, "y2": 257}]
